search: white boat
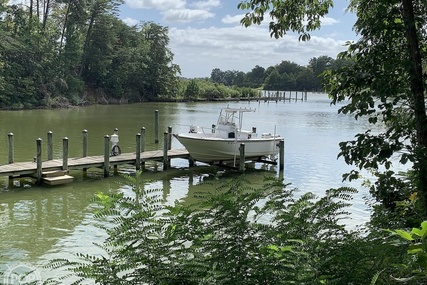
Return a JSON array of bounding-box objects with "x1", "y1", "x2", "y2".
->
[{"x1": 174, "y1": 107, "x2": 282, "y2": 164}]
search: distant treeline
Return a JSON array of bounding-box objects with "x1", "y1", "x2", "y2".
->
[
  {"x1": 208, "y1": 56, "x2": 351, "y2": 91},
  {"x1": 0, "y1": 0, "x2": 348, "y2": 109}
]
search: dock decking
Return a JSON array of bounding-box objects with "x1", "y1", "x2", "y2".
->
[{"x1": 0, "y1": 149, "x2": 190, "y2": 178}]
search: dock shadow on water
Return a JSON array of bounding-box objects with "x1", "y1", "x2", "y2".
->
[{"x1": 0, "y1": 158, "x2": 280, "y2": 281}]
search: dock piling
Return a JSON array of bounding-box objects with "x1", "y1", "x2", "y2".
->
[
  {"x1": 154, "y1": 110, "x2": 159, "y2": 144},
  {"x1": 82, "y1": 129, "x2": 88, "y2": 176},
  {"x1": 136, "y1": 133, "x2": 141, "y2": 170},
  {"x1": 239, "y1": 143, "x2": 245, "y2": 173},
  {"x1": 36, "y1": 138, "x2": 42, "y2": 184},
  {"x1": 163, "y1": 131, "x2": 169, "y2": 170},
  {"x1": 8, "y1": 133, "x2": 14, "y2": 164},
  {"x1": 141, "y1": 127, "x2": 146, "y2": 168},
  {"x1": 279, "y1": 139, "x2": 285, "y2": 171},
  {"x1": 63, "y1": 137, "x2": 68, "y2": 170},
  {"x1": 104, "y1": 135, "x2": 110, "y2": 177},
  {"x1": 168, "y1": 126, "x2": 172, "y2": 150},
  {"x1": 47, "y1": 131, "x2": 53, "y2": 160}
]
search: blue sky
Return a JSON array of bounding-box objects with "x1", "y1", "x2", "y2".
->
[{"x1": 119, "y1": 1, "x2": 358, "y2": 78}]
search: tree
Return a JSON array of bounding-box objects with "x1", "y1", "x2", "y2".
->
[
  {"x1": 49, "y1": 174, "x2": 372, "y2": 284},
  {"x1": 238, "y1": 0, "x2": 427, "y2": 225},
  {"x1": 246, "y1": 65, "x2": 265, "y2": 87},
  {"x1": 238, "y1": 0, "x2": 333, "y2": 41},
  {"x1": 140, "y1": 22, "x2": 180, "y2": 99},
  {"x1": 276, "y1": 60, "x2": 302, "y2": 75},
  {"x1": 308, "y1": 56, "x2": 333, "y2": 88},
  {"x1": 264, "y1": 68, "x2": 281, "y2": 90},
  {"x1": 210, "y1": 68, "x2": 224, "y2": 84},
  {"x1": 184, "y1": 79, "x2": 199, "y2": 100}
]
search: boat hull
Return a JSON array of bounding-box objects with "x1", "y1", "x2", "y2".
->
[{"x1": 174, "y1": 134, "x2": 280, "y2": 163}]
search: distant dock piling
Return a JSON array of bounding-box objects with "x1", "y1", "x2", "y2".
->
[{"x1": 258, "y1": 90, "x2": 307, "y2": 102}]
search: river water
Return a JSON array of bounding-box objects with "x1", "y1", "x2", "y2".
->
[{"x1": 0, "y1": 93, "x2": 381, "y2": 282}]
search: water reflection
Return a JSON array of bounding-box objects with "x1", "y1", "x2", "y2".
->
[
  {"x1": 0, "y1": 162, "x2": 278, "y2": 279},
  {"x1": 0, "y1": 94, "x2": 379, "y2": 279}
]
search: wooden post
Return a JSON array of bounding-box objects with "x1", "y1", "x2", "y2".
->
[
  {"x1": 82, "y1": 129, "x2": 88, "y2": 157},
  {"x1": 154, "y1": 110, "x2": 159, "y2": 143},
  {"x1": 104, "y1": 135, "x2": 110, "y2": 177},
  {"x1": 168, "y1": 126, "x2": 172, "y2": 150},
  {"x1": 279, "y1": 139, "x2": 285, "y2": 171},
  {"x1": 47, "y1": 131, "x2": 53, "y2": 160},
  {"x1": 82, "y1": 129, "x2": 88, "y2": 176},
  {"x1": 136, "y1": 133, "x2": 141, "y2": 170},
  {"x1": 239, "y1": 143, "x2": 245, "y2": 173},
  {"x1": 141, "y1": 127, "x2": 146, "y2": 168},
  {"x1": 36, "y1": 138, "x2": 42, "y2": 184},
  {"x1": 189, "y1": 156, "x2": 195, "y2": 167},
  {"x1": 63, "y1": 137, "x2": 68, "y2": 171},
  {"x1": 7, "y1": 133, "x2": 14, "y2": 183},
  {"x1": 163, "y1": 131, "x2": 169, "y2": 170},
  {"x1": 8, "y1": 133, "x2": 14, "y2": 164}
]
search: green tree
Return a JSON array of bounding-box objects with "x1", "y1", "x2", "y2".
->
[
  {"x1": 140, "y1": 22, "x2": 180, "y2": 100},
  {"x1": 264, "y1": 68, "x2": 281, "y2": 90},
  {"x1": 246, "y1": 65, "x2": 265, "y2": 87},
  {"x1": 233, "y1": 71, "x2": 246, "y2": 87},
  {"x1": 48, "y1": 174, "x2": 370, "y2": 284},
  {"x1": 238, "y1": 0, "x2": 427, "y2": 225},
  {"x1": 184, "y1": 79, "x2": 199, "y2": 100},
  {"x1": 295, "y1": 68, "x2": 315, "y2": 91},
  {"x1": 210, "y1": 68, "x2": 224, "y2": 83}
]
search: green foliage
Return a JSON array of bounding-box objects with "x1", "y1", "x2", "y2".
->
[
  {"x1": 210, "y1": 57, "x2": 348, "y2": 92},
  {"x1": 238, "y1": 0, "x2": 334, "y2": 40},
  {"x1": 177, "y1": 78, "x2": 256, "y2": 100},
  {"x1": 320, "y1": 0, "x2": 427, "y2": 226},
  {"x1": 44, "y1": 172, "x2": 390, "y2": 284},
  {"x1": 386, "y1": 221, "x2": 427, "y2": 283},
  {"x1": 236, "y1": 0, "x2": 427, "y2": 231},
  {"x1": 0, "y1": 1, "x2": 180, "y2": 108},
  {"x1": 184, "y1": 79, "x2": 199, "y2": 100}
]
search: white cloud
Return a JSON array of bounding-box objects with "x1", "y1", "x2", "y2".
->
[
  {"x1": 162, "y1": 9, "x2": 214, "y2": 23},
  {"x1": 221, "y1": 14, "x2": 245, "y2": 24},
  {"x1": 192, "y1": 0, "x2": 221, "y2": 10},
  {"x1": 321, "y1": 16, "x2": 339, "y2": 26},
  {"x1": 168, "y1": 25, "x2": 350, "y2": 78},
  {"x1": 122, "y1": 17, "x2": 140, "y2": 26},
  {"x1": 125, "y1": 0, "x2": 186, "y2": 10}
]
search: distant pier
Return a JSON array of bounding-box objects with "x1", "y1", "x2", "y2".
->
[{"x1": 258, "y1": 90, "x2": 308, "y2": 102}]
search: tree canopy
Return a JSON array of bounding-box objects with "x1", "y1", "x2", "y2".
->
[
  {"x1": 239, "y1": 0, "x2": 427, "y2": 226},
  {"x1": 0, "y1": 0, "x2": 180, "y2": 108},
  {"x1": 208, "y1": 56, "x2": 347, "y2": 91}
]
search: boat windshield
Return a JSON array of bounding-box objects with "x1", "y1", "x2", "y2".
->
[{"x1": 217, "y1": 108, "x2": 255, "y2": 130}]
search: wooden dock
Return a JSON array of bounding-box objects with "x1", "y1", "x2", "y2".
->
[
  {"x1": 0, "y1": 149, "x2": 190, "y2": 178},
  {"x1": 1, "y1": 121, "x2": 283, "y2": 186},
  {"x1": 1, "y1": 127, "x2": 192, "y2": 185}
]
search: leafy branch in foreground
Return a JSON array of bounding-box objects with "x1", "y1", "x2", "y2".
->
[{"x1": 45, "y1": 172, "x2": 374, "y2": 284}]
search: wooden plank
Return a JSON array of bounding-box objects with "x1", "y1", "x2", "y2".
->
[
  {"x1": 42, "y1": 170, "x2": 68, "y2": 177},
  {"x1": 43, "y1": 175, "x2": 74, "y2": 185}
]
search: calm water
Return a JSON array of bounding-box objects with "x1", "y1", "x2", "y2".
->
[{"x1": 0, "y1": 93, "x2": 381, "y2": 282}]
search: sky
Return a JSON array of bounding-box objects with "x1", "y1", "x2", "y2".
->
[{"x1": 119, "y1": 0, "x2": 358, "y2": 78}]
